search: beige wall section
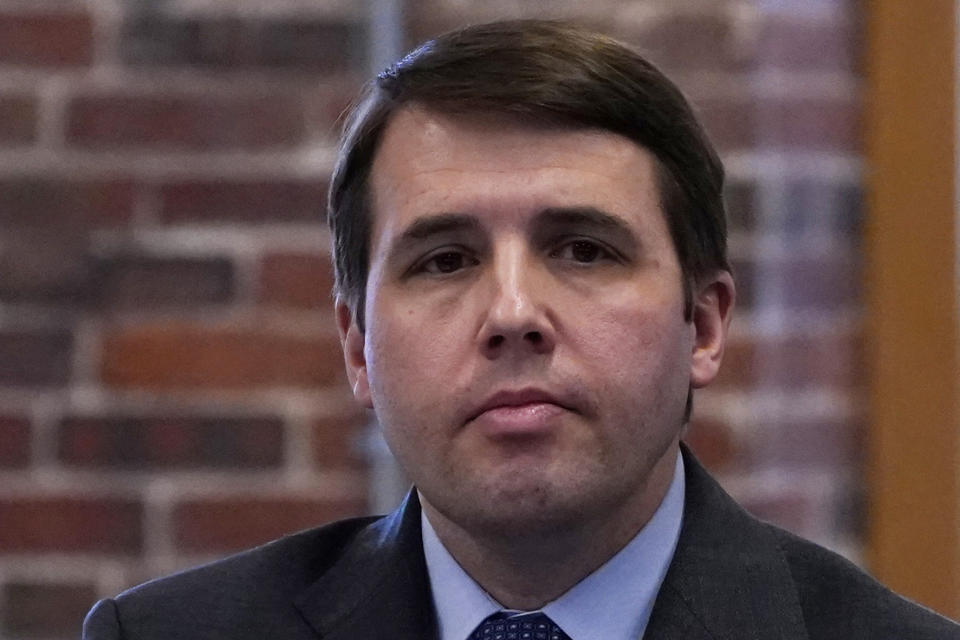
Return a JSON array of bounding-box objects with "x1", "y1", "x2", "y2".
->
[{"x1": 865, "y1": 0, "x2": 960, "y2": 617}]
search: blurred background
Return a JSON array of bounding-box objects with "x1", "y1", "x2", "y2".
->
[{"x1": 0, "y1": 1, "x2": 956, "y2": 638}]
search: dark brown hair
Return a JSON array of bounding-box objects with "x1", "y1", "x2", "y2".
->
[{"x1": 329, "y1": 19, "x2": 729, "y2": 330}]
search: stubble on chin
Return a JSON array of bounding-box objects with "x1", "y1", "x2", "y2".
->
[{"x1": 423, "y1": 457, "x2": 622, "y2": 545}]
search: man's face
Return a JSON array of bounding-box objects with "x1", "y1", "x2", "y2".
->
[{"x1": 338, "y1": 106, "x2": 732, "y2": 537}]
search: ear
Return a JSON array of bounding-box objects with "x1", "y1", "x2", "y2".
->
[
  {"x1": 336, "y1": 299, "x2": 373, "y2": 408},
  {"x1": 689, "y1": 270, "x2": 736, "y2": 389}
]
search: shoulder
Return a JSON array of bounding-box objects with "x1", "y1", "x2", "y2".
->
[
  {"x1": 84, "y1": 515, "x2": 380, "y2": 640},
  {"x1": 764, "y1": 523, "x2": 960, "y2": 639},
  {"x1": 675, "y1": 447, "x2": 960, "y2": 640},
  {"x1": 119, "y1": 514, "x2": 380, "y2": 605}
]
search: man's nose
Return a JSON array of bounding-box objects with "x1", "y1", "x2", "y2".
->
[{"x1": 477, "y1": 245, "x2": 556, "y2": 358}]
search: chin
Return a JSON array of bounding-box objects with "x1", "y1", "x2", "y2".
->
[{"x1": 455, "y1": 476, "x2": 599, "y2": 532}]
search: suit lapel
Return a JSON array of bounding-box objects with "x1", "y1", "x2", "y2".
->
[
  {"x1": 294, "y1": 492, "x2": 437, "y2": 640},
  {"x1": 644, "y1": 447, "x2": 810, "y2": 640},
  {"x1": 641, "y1": 584, "x2": 715, "y2": 640}
]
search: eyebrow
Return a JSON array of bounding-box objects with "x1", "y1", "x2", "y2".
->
[
  {"x1": 397, "y1": 212, "x2": 483, "y2": 242},
  {"x1": 533, "y1": 206, "x2": 640, "y2": 253},
  {"x1": 386, "y1": 212, "x2": 484, "y2": 265}
]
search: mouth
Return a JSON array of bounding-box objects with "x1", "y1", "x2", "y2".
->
[{"x1": 465, "y1": 388, "x2": 576, "y2": 434}]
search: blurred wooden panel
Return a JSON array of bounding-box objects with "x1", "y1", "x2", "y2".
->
[{"x1": 865, "y1": 0, "x2": 960, "y2": 617}]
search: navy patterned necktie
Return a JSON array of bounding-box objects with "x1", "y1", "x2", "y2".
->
[{"x1": 469, "y1": 611, "x2": 572, "y2": 640}]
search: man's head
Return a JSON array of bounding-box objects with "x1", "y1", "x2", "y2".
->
[
  {"x1": 330, "y1": 19, "x2": 734, "y2": 550},
  {"x1": 329, "y1": 19, "x2": 729, "y2": 331}
]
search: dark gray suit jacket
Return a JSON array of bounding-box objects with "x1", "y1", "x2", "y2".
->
[{"x1": 83, "y1": 449, "x2": 960, "y2": 639}]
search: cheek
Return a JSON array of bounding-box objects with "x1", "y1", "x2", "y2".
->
[
  {"x1": 366, "y1": 279, "x2": 481, "y2": 373},
  {"x1": 364, "y1": 308, "x2": 466, "y2": 408},
  {"x1": 573, "y1": 296, "x2": 692, "y2": 398}
]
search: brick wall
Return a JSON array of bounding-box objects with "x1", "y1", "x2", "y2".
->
[{"x1": 0, "y1": 1, "x2": 861, "y2": 638}]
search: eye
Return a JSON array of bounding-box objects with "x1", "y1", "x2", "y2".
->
[
  {"x1": 417, "y1": 249, "x2": 478, "y2": 275},
  {"x1": 551, "y1": 239, "x2": 614, "y2": 263}
]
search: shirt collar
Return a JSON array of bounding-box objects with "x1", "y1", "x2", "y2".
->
[
  {"x1": 422, "y1": 450, "x2": 685, "y2": 640},
  {"x1": 421, "y1": 502, "x2": 501, "y2": 640}
]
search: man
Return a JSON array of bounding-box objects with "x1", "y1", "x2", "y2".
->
[{"x1": 83, "y1": 19, "x2": 960, "y2": 640}]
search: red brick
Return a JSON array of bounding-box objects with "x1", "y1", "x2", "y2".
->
[
  {"x1": 2, "y1": 581, "x2": 97, "y2": 638},
  {"x1": 0, "y1": 11, "x2": 93, "y2": 67},
  {"x1": 760, "y1": 417, "x2": 861, "y2": 469},
  {"x1": 0, "y1": 226, "x2": 93, "y2": 305},
  {"x1": 755, "y1": 98, "x2": 859, "y2": 151},
  {"x1": 159, "y1": 179, "x2": 326, "y2": 224},
  {"x1": 93, "y1": 255, "x2": 235, "y2": 308},
  {"x1": 756, "y1": 330, "x2": 861, "y2": 390},
  {"x1": 711, "y1": 338, "x2": 754, "y2": 390},
  {"x1": 774, "y1": 256, "x2": 860, "y2": 310},
  {"x1": 729, "y1": 257, "x2": 755, "y2": 310},
  {"x1": 724, "y1": 179, "x2": 757, "y2": 232},
  {"x1": 757, "y1": 19, "x2": 857, "y2": 72},
  {"x1": 0, "y1": 497, "x2": 142, "y2": 553},
  {"x1": 685, "y1": 415, "x2": 737, "y2": 473},
  {"x1": 0, "y1": 330, "x2": 73, "y2": 387},
  {"x1": 694, "y1": 97, "x2": 754, "y2": 152},
  {"x1": 0, "y1": 178, "x2": 134, "y2": 228},
  {"x1": 100, "y1": 323, "x2": 343, "y2": 390},
  {"x1": 121, "y1": 15, "x2": 363, "y2": 72},
  {"x1": 259, "y1": 253, "x2": 333, "y2": 309},
  {"x1": 0, "y1": 94, "x2": 37, "y2": 144},
  {"x1": 312, "y1": 414, "x2": 366, "y2": 469},
  {"x1": 403, "y1": 8, "x2": 464, "y2": 44},
  {"x1": 59, "y1": 415, "x2": 284, "y2": 469},
  {"x1": 783, "y1": 180, "x2": 862, "y2": 237},
  {"x1": 66, "y1": 93, "x2": 307, "y2": 151},
  {"x1": 305, "y1": 78, "x2": 366, "y2": 135},
  {"x1": 629, "y1": 14, "x2": 739, "y2": 72},
  {"x1": 739, "y1": 491, "x2": 815, "y2": 536},
  {"x1": 0, "y1": 416, "x2": 30, "y2": 467},
  {"x1": 173, "y1": 496, "x2": 365, "y2": 553}
]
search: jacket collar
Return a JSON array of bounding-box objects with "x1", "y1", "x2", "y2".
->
[
  {"x1": 644, "y1": 445, "x2": 810, "y2": 640},
  {"x1": 294, "y1": 491, "x2": 437, "y2": 640}
]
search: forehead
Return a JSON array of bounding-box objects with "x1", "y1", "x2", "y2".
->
[{"x1": 368, "y1": 106, "x2": 666, "y2": 237}]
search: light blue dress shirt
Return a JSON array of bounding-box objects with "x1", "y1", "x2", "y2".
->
[{"x1": 421, "y1": 451, "x2": 685, "y2": 640}]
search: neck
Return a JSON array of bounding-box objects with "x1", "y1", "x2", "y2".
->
[{"x1": 421, "y1": 444, "x2": 679, "y2": 610}]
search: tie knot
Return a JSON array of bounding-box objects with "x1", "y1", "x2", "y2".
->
[{"x1": 470, "y1": 611, "x2": 570, "y2": 640}]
